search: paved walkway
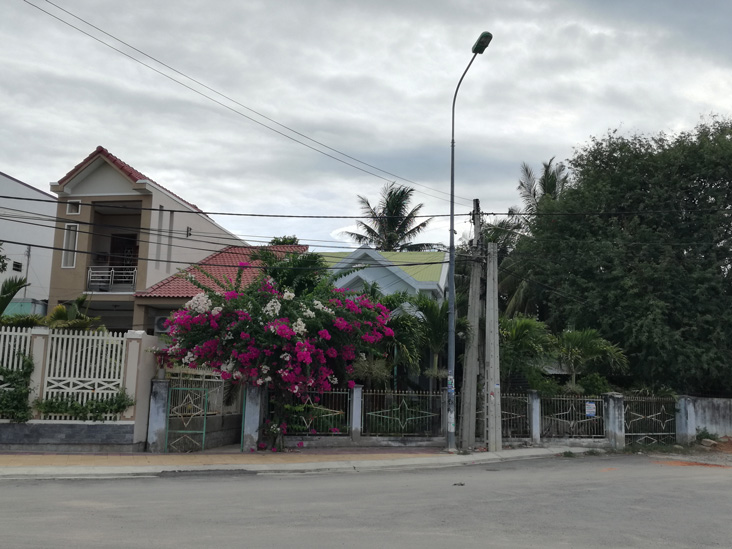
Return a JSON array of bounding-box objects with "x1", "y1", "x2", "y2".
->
[{"x1": 0, "y1": 445, "x2": 591, "y2": 478}]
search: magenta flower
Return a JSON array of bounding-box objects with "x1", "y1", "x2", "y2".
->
[
  {"x1": 347, "y1": 380, "x2": 356, "y2": 389},
  {"x1": 318, "y1": 329, "x2": 331, "y2": 340},
  {"x1": 297, "y1": 441, "x2": 304, "y2": 448}
]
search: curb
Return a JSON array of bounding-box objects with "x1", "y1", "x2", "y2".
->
[{"x1": 0, "y1": 446, "x2": 595, "y2": 480}]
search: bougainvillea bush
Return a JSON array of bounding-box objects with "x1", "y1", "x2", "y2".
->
[{"x1": 160, "y1": 265, "x2": 394, "y2": 446}]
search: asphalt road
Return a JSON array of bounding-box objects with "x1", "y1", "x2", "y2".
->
[{"x1": 1, "y1": 454, "x2": 730, "y2": 548}]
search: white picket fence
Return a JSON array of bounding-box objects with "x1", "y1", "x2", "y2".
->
[
  {"x1": 0, "y1": 327, "x2": 133, "y2": 421},
  {"x1": 0, "y1": 326, "x2": 32, "y2": 373},
  {"x1": 42, "y1": 329, "x2": 127, "y2": 420}
]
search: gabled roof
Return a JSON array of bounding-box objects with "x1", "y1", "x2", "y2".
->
[
  {"x1": 0, "y1": 170, "x2": 56, "y2": 199},
  {"x1": 320, "y1": 246, "x2": 448, "y2": 298},
  {"x1": 52, "y1": 146, "x2": 204, "y2": 213},
  {"x1": 136, "y1": 245, "x2": 307, "y2": 299}
]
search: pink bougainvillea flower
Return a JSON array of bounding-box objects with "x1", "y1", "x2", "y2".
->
[
  {"x1": 329, "y1": 427, "x2": 340, "y2": 434},
  {"x1": 271, "y1": 447, "x2": 278, "y2": 452},
  {"x1": 318, "y1": 329, "x2": 331, "y2": 340},
  {"x1": 347, "y1": 380, "x2": 356, "y2": 389},
  {"x1": 309, "y1": 428, "x2": 317, "y2": 434},
  {"x1": 258, "y1": 442, "x2": 267, "y2": 450},
  {"x1": 297, "y1": 441, "x2": 304, "y2": 448}
]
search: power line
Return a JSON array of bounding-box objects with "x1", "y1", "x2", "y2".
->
[
  {"x1": 23, "y1": 0, "x2": 473, "y2": 207},
  {"x1": 0, "y1": 194, "x2": 460, "y2": 219}
]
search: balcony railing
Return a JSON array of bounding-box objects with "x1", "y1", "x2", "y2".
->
[{"x1": 87, "y1": 266, "x2": 137, "y2": 292}]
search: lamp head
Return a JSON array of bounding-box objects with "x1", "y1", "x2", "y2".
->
[{"x1": 472, "y1": 32, "x2": 493, "y2": 54}]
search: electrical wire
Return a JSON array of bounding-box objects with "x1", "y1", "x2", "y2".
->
[{"x1": 22, "y1": 0, "x2": 473, "y2": 207}]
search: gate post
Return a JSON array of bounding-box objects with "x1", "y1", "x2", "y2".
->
[
  {"x1": 146, "y1": 378, "x2": 170, "y2": 452},
  {"x1": 350, "y1": 385, "x2": 363, "y2": 442},
  {"x1": 241, "y1": 385, "x2": 264, "y2": 452},
  {"x1": 528, "y1": 390, "x2": 541, "y2": 445},
  {"x1": 603, "y1": 392, "x2": 625, "y2": 450},
  {"x1": 676, "y1": 396, "x2": 696, "y2": 445}
]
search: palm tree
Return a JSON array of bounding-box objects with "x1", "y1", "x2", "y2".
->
[
  {"x1": 499, "y1": 315, "x2": 555, "y2": 389},
  {"x1": 516, "y1": 157, "x2": 569, "y2": 216},
  {"x1": 0, "y1": 277, "x2": 30, "y2": 316},
  {"x1": 499, "y1": 158, "x2": 570, "y2": 317},
  {"x1": 556, "y1": 329, "x2": 628, "y2": 385},
  {"x1": 343, "y1": 183, "x2": 435, "y2": 251}
]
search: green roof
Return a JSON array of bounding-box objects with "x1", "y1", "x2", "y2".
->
[{"x1": 320, "y1": 251, "x2": 446, "y2": 283}]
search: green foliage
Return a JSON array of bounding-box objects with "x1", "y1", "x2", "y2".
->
[
  {"x1": 249, "y1": 248, "x2": 328, "y2": 296},
  {"x1": 269, "y1": 235, "x2": 300, "y2": 245},
  {"x1": 556, "y1": 329, "x2": 628, "y2": 385},
  {"x1": 0, "y1": 276, "x2": 31, "y2": 316},
  {"x1": 524, "y1": 369, "x2": 562, "y2": 396},
  {"x1": 578, "y1": 373, "x2": 612, "y2": 395},
  {"x1": 0, "y1": 314, "x2": 45, "y2": 327},
  {"x1": 696, "y1": 427, "x2": 718, "y2": 442},
  {"x1": 0, "y1": 354, "x2": 34, "y2": 422},
  {"x1": 514, "y1": 118, "x2": 732, "y2": 394},
  {"x1": 0, "y1": 243, "x2": 7, "y2": 273},
  {"x1": 342, "y1": 182, "x2": 436, "y2": 251},
  {"x1": 34, "y1": 389, "x2": 134, "y2": 421},
  {"x1": 499, "y1": 315, "x2": 555, "y2": 389}
]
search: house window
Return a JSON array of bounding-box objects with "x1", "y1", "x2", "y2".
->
[
  {"x1": 12, "y1": 261, "x2": 22, "y2": 272},
  {"x1": 66, "y1": 201, "x2": 81, "y2": 215},
  {"x1": 62, "y1": 224, "x2": 78, "y2": 268}
]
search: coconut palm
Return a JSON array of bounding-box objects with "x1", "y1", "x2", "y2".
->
[
  {"x1": 517, "y1": 157, "x2": 569, "y2": 216},
  {"x1": 556, "y1": 329, "x2": 628, "y2": 385},
  {"x1": 343, "y1": 183, "x2": 435, "y2": 251}
]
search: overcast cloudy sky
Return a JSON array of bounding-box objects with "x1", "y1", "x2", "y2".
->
[{"x1": 2, "y1": 0, "x2": 731, "y2": 251}]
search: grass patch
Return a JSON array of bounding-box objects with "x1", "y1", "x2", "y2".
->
[{"x1": 561, "y1": 451, "x2": 577, "y2": 458}]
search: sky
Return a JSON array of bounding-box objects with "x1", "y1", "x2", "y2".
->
[{"x1": 2, "y1": 0, "x2": 731, "y2": 252}]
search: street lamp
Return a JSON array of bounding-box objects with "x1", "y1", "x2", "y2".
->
[{"x1": 446, "y1": 31, "x2": 492, "y2": 452}]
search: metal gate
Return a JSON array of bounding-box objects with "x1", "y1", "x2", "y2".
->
[
  {"x1": 624, "y1": 396, "x2": 676, "y2": 445},
  {"x1": 165, "y1": 387, "x2": 208, "y2": 453}
]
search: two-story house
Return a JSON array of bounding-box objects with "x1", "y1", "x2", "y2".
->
[
  {"x1": 0, "y1": 171, "x2": 56, "y2": 315},
  {"x1": 48, "y1": 146, "x2": 246, "y2": 331}
]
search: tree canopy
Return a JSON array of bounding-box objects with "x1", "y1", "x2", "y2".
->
[{"x1": 513, "y1": 118, "x2": 732, "y2": 394}]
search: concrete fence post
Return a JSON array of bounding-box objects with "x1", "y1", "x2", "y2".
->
[
  {"x1": 350, "y1": 385, "x2": 363, "y2": 441},
  {"x1": 676, "y1": 396, "x2": 696, "y2": 445},
  {"x1": 29, "y1": 327, "x2": 50, "y2": 413},
  {"x1": 441, "y1": 388, "x2": 448, "y2": 436},
  {"x1": 528, "y1": 390, "x2": 541, "y2": 445},
  {"x1": 241, "y1": 385, "x2": 264, "y2": 452},
  {"x1": 146, "y1": 378, "x2": 170, "y2": 452},
  {"x1": 603, "y1": 392, "x2": 625, "y2": 450}
]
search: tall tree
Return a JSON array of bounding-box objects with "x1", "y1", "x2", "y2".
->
[
  {"x1": 518, "y1": 118, "x2": 732, "y2": 394},
  {"x1": 343, "y1": 183, "x2": 435, "y2": 251}
]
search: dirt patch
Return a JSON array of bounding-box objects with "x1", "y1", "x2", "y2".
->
[{"x1": 710, "y1": 438, "x2": 732, "y2": 454}]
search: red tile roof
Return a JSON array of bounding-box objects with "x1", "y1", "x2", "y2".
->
[
  {"x1": 136, "y1": 245, "x2": 308, "y2": 299},
  {"x1": 56, "y1": 146, "x2": 204, "y2": 213}
]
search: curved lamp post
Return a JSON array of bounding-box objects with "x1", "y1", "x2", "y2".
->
[{"x1": 446, "y1": 31, "x2": 492, "y2": 452}]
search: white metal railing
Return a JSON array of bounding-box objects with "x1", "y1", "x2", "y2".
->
[{"x1": 87, "y1": 266, "x2": 137, "y2": 290}]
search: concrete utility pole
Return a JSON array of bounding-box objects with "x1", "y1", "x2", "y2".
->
[
  {"x1": 460, "y1": 200, "x2": 483, "y2": 450},
  {"x1": 485, "y1": 242, "x2": 502, "y2": 452}
]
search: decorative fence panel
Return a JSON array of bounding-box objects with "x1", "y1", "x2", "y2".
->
[
  {"x1": 362, "y1": 391, "x2": 442, "y2": 436},
  {"x1": 167, "y1": 366, "x2": 241, "y2": 416},
  {"x1": 541, "y1": 395, "x2": 605, "y2": 438},
  {"x1": 278, "y1": 390, "x2": 351, "y2": 436},
  {"x1": 41, "y1": 330, "x2": 126, "y2": 420},
  {"x1": 166, "y1": 387, "x2": 208, "y2": 452},
  {"x1": 624, "y1": 396, "x2": 676, "y2": 445},
  {"x1": 502, "y1": 393, "x2": 530, "y2": 439}
]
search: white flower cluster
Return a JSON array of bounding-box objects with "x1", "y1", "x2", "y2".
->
[
  {"x1": 300, "y1": 304, "x2": 316, "y2": 318},
  {"x1": 181, "y1": 351, "x2": 195, "y2": 365},
  {"x1": 328, "y1": 374, "x2": 339, "y2": 385},
  {"x1": 222, "y1": 360, "x2": 236, "y2": 373},
  {"x1": 261, "y1": 365, "x2": 270, "y2": 374},
  {"x1": 263, "y1": 298, "x2": 281, "y2": 316},
  {"x1": 280, "y1": 353, "x2": 291, "y2": 362},
  {"x1": 312, "y1": 300, "x2": 334, "y2": 315},
  {"x1": 292, "y1": 318, "x2": 307, "y2": 335},
  {"x1": 185, "y1": 293, "x2": 212, "y2": 314},
  {"x1": 211, "y1": 306, "x2": 223, "y2": 316},
  {"x1": 282, "y1": 290, "x2": 295, "y2": 301}
]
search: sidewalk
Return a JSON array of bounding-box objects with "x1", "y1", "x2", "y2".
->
[{"x1": 0, "y1": 445, "x2": 591, "y2": 479}]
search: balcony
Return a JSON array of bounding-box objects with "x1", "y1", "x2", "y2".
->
[{"x1": 87, "y1": 266, "x2": 137, "y2": 292}]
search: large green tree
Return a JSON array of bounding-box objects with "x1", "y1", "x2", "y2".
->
[
  {"x1": 343, "y1": 183, "x2": 435, "y2": 251},
  {"x1": 516, "y1": 118, "x2": 732, "y2": 394}
]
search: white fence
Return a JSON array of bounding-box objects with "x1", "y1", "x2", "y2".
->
[
  {"x1": 42, "y1": 330, "x2": 127, "y2": 420},
  {"x1": 0, "y1": 326, "x2": 32, "y2": 374},
  {"x1": 0, "y1": 327, "x2": 158, "y2": 425}
]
